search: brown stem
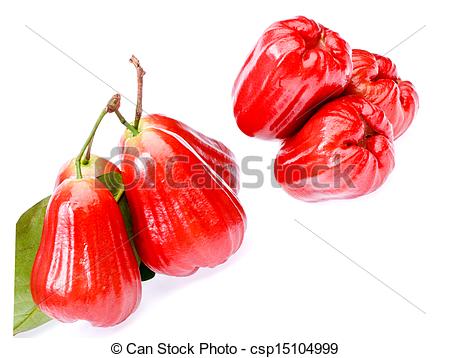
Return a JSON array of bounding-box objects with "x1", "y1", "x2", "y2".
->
[
  {"x1": 106, "y1": 93, "x2": 121, "y2": 113},
  {"x1": 130, "y1": 55, "x2": 146, "y2": 129}
]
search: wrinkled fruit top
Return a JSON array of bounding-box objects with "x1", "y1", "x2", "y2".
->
[
  {"x1": 275, "y1": 95, "x2": 395, "y2": 202},
  {"x1": 233, "y1": 15, "x2": 352, "y2": 140},
  {"x1": 345, "y1": 49, "x2": 419, "y2": 139}
]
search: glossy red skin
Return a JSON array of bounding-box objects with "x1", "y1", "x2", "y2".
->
[
  {"x1": 275, "y1": 96, "x2": 395, "y2": 202},
  {"x1": 120, "y1": 114, "x2": 240, "y2": 193},
  {"x1": 31, "y1": 178, "x2": 141, "y2": 327},
  {"x1": 120, "y1": 127, "x2": 246, "y2": 277},
  {"x1": 345, "y1": 49, "x2": 419, "y2": 139},
  {"x1": 54, "y1": 154, "x2": 120, "y2": 188},
  {"x1": 232, "y1": 16, "x2": 352, "y2": 140}
]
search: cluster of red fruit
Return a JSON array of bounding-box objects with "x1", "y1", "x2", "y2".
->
[
  {"x1": 30, "y1": 58, "x2": 246, "y2": 327},
  {"x1": 233, "y1": 16, "x2": 418, "y2": 201},
  {"x1": 28, "y1": 15, "x2": 418, "y2": 331}
]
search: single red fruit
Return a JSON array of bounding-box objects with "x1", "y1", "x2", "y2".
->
[
  {"x1": 120, "y1": 126, "x2": 246, "y2": 277},
  {"x1": 54, "y1": 154, "x2": 120, "y2": 188},
  {"x1": 232, "y1": 15, "x2": 352, "y2": 140},
  {"x1": 275, "y1": 96, "x2": 395, "y2": 201},
  {"x1": 345, "y1": 49, "x2": 419, "y2": 139},
  {"x1": 30, "y1": 178, "x2": 141, "y2": 327},
  {"x1": 120, "y1": 114, "x2": 240, "y2": 193}
]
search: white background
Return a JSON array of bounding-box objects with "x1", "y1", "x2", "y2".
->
[{"x1": 1, "y1": 0, "x2": 449, "y2": 356}]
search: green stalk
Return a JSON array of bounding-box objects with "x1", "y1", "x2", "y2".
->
[
  {"x1": 75, "y1": 94, "x2": 121, "y2": 179},
  {"x1": 82, "y1": 139, "x2": 94, "y2": 165},
  {"x1": 115, "y1": 109, "x2": 139, "y2": 136},
  {"x1": 75, "y1": 108, "x2": 108, "y2": 179}
]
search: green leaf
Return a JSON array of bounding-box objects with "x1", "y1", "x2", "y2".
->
[
  {"x1": 97, "y1": 172, "x2": 124, "y2": 201},
  {"x1": 14, "y1": 172, "x2": 155, "y2": 335},
  {"x1": 98, "y1": 173, "x2": 156, "y2": 282},
  {"x1": 98, "y1": 173, "x2": 142, "y2": 265},
  {"x1": 14, "y1": 197, "x2": 52, "y2": 335}
]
